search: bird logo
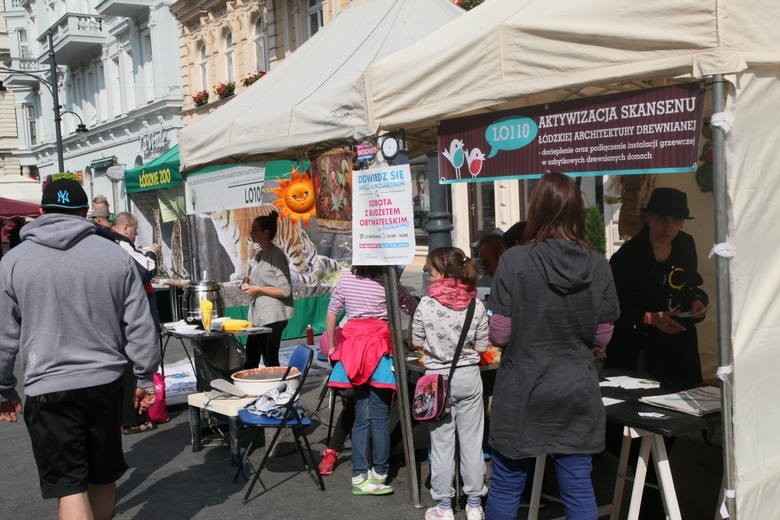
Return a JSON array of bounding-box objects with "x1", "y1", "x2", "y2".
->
[
  {"x1": 442, "y1": 139, "x2": 466, "y2": 179},
  {"x1": 465, "y1": 148, "x2": 486, "y2": 178}
]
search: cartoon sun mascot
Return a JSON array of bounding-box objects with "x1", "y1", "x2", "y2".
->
[{"x1": 270, "y1": 166, "x2": 317, "y2": 226}]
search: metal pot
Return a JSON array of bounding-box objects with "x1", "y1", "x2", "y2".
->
[{"x1": 181, "y1": 281, "x2": 225, "y2": 324}]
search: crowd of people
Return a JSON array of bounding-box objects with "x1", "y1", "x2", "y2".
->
[{"x1": 0, "y1": 173, "x2": 710, "y2": 520}]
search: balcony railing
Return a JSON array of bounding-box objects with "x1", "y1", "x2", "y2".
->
[
  {"x1": 37, "y1": 13, "x2": 104, "y2": 66},
  {"x1": 5, "y1": 57, "x2": 40, "y2": 71},
  {"x1": 2, "y1": 57, "x2": 46, "y2": 87}
]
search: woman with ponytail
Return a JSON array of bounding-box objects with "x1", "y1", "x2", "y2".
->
[
  {"x1": 412, "y1": 247, "x2": 489, "y2": 520},
  {"x1": 242, "y1": 211, "x2": 294, "y2": 368}
]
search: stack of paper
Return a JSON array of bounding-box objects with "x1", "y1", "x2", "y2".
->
[
  {"x1": 599, "y1": 376, "x2": 661, "y2": 390},
  {"x1": 639, "y1": 386, "x2": 721, "y2": 416}
]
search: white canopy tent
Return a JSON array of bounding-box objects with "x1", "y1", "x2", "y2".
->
[
  {"x1": 178, "y1": 0, "x2": 463, "y2": 172},
  {"x1": 366, "y1": 0, "x2": 780, "y2": 517},
  {"x1": 177, "y1": 0, "x2": 467, "y2": 507}
]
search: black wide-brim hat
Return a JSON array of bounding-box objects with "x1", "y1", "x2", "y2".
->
[{"x1": 641, "y1": 187, "x2": 693, "y2": 219}]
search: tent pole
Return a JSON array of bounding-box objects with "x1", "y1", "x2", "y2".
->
[
  {"x1": 384, "y1": 266, "x2": 422, "y2": 507},
  {"x1": 711, "y1": 74, "x2": 736, "y2": 519},
  {"x1": 426, "y1": 151, "x2": 453, "y2": 249},
  {"x1": 181, "y1": 182, "x2": 199, "y2": 280}
]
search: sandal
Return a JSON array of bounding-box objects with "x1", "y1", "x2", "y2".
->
[{"x1": 122, "y1": 420, "x2": 157, "y2": 435}]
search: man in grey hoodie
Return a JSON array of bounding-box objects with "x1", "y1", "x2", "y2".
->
[{"x1": 0, "y1": 179, "x2": 160, "y2": 520}]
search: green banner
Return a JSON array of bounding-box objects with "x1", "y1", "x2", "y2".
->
[{"x1": 125, "y1": 146, "x2": 184, "y2": 193}]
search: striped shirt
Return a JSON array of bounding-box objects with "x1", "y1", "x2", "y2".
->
[{"x1": 328, "y1": 269, "x2": 418, "y2": 319}]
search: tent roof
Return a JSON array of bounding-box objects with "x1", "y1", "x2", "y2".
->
[
  {"x1": 124, "y1": 145, "x2": 183, "y2": 193},
  {"x1": 0, "y1": 196, "x2": 39, "y2": 217},
  {"x1": 367, "y1": 0, "x2": 780, "y2": 132},
  {"x1": 178, "y1": 0, "x2": 463, "y2": 172}
]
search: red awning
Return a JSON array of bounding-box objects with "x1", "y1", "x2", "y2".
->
[{"x1": 0, "y1": 196, "x2": 40, "y2": 217}]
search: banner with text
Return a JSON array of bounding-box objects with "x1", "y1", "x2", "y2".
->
[
  {"x1": 352, "y1": 164, "x2": 415, "y2": 266},
  {"x1": 184, "y1": 163, "x2": 265, "y2": 214},
  {"x1": 437, "y1": 84, "x2": 705, "y2": 183}
]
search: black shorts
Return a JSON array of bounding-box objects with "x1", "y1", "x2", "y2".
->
[{"x1": 23, "y1": 377, "x2": 128, "y2": 499}]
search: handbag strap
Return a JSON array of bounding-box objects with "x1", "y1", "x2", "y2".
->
[{"x1": 445, "y1": 298, "x2": 477, "y2": 387}]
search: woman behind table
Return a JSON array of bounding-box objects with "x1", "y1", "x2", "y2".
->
[
  {"x1": 412, "y1": 247, "x2": 489, "y2": 520},
  {"x1": 606, "y1": 187, "x2": 708, "y2": 390},
  {"x1": 326, "y1": 265, "x2": 417, "y2": 495},
  {"x1": 241, "y1": 211, "x2": 294, "y2": 368},
  {"x1": 485, "y1": 172, "x2": 620, "y2": 519}
]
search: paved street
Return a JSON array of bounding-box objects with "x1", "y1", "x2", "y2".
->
[
  {"x1": 0, "y1": 265, "x2": 723, "y2": 519},
  {"x1": 0, "y1": 348, "x2": 723, "y2": 519}
]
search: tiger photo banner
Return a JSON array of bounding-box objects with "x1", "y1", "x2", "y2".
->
[{"x1": 186, "y1": 159, "x2": 350, "y2": 340}]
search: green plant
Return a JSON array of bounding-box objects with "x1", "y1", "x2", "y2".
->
[
  {"x1": 51, "y1": 172, "x2": 81, "y2": 182},
  {"x1": 214, "y1": 81, "x2": 236, "y2": 99},
  {"x1": 193, "y1": 89, "x2": 209, "y2": 106},
  {"x1": 42, "y1": 171, "x2": 82, "y2": 191},
  {"x1": 451, "y1": 0, "x2": 484, "y2": 10},
  {"x1": 585, "y1": 205, "x2": 606, "y2": 254},
  {"x1": 241, "y1": 70, "x2": 266, "y2": 87}
]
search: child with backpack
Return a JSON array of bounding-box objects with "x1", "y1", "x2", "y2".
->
[{"x1": 411, "y1": 247, "x2": 490, "y2": 520}]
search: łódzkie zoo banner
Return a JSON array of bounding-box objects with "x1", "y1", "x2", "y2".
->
[
  {"x1": 186, "y1": 158, "x2": 351, "y2": 339},
  {"x1": 437, "y1": 83, "x2": 705, "y2": 183}
]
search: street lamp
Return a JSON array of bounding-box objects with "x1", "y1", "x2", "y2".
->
[{"x1": 0, "y1": 30, "x2": 89, "y2": 172}]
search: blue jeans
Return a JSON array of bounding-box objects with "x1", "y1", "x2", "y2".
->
[
  {"x1": 351, "y1": 385, "x2": 392, "y2": 478},
  {"x1": 486, "y1": 451, "x2": 596, "y2": 520}
]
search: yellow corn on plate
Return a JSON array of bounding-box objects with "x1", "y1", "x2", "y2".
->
[{"x1": 222, "y1": 319, "x2": 252, "y2": 331}]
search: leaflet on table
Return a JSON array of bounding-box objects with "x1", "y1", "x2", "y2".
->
[
  {"x1": 599, "y1": 376, "x2": 660, "y2": 390},
  {"x1": 638, "y1": 386, "x2": 721, "y2": 416},
  {"x1": 601, "y1": 397, "x2": 624, "y2": 407}
]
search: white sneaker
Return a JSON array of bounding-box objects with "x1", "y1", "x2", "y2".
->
[
  {"x1": 352, "y1": 474, "x2": 393, "y2": 495},
  {"x1": 465, "y1": 504, "x2": 485, "y2": 520},
  {"x1": 368, "y1": 467, "x2": 387, "y2": 484},
  {"x1": 424, "y1": 506, "x2": 454, "y2": 520}
]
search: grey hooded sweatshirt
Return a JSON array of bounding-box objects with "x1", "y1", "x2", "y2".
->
[
  {"x1": 487, "y1": 239, "x2": 620, "y2": 459},
  {"x1": 0, "y1": 213, "x2": 160, "y2": 400}
]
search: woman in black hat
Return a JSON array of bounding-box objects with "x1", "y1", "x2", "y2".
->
[{"x1": 606, "y1": 187, "x2": 709, "y2": 389}]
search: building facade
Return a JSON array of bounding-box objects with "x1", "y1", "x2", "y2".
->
[
  {"x1": 0, "y1": 2, "x2": 28, "y2": 201},
  {"x1": 3, "y1": 0, "x2": 183, "y2": 210},
  {"x1": 172, "y1": 0, "x2": 335, "y2": 121}
]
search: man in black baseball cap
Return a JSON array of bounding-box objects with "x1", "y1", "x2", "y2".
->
[
  {"x1": 0, "y1": 177, "x2": 159, "y2": 518},
  {"x1": 40, "y1": 178, "x2": 89, "y2": 214}
]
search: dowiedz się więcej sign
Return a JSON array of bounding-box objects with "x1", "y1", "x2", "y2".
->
[{"x1": 352, "y1": 164, "x2": 415, "y2": 266}]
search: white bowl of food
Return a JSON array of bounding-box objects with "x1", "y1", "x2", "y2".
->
[
  {"x1": 173, "y1": 323, "x2": 199, "y2": 334},
  {"x1": 231, "y1": 366, "x2": 302, "y2": 396}
]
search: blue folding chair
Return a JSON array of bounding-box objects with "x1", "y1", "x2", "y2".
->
[{"x1": 235, "y1": 344, "x2": 324, "y2": 502}]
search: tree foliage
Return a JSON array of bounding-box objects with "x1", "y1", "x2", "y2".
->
[{"x1": 585, "y1": 205, "x2": 607, "y2": 254}]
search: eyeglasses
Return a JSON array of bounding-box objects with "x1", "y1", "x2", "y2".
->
[{"x1": 422, "y1": 265, "x2": 429, "y2": 273}]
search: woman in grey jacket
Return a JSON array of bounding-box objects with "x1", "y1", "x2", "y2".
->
[
  {"x1": 485, "y1": 173, "x2": 620, "y2": 519},
  {"x1": 241, "y1": 211, "x2": 294, "y2": 368}
]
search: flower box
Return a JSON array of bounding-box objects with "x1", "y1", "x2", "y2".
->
[
  {"x1": 241, "y1": 71, "x2": 266, "y2": 88},
  {"x1": 193, "y1": 89, "x2": 209, "y2": 106},
  {"x1": 214, "y1": 81, "x2": 236, "y2": 99}
]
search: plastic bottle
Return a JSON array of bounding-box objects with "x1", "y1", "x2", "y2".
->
[{"x1": 306, "y1": 324, "x2": 314, "y2": 346}]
